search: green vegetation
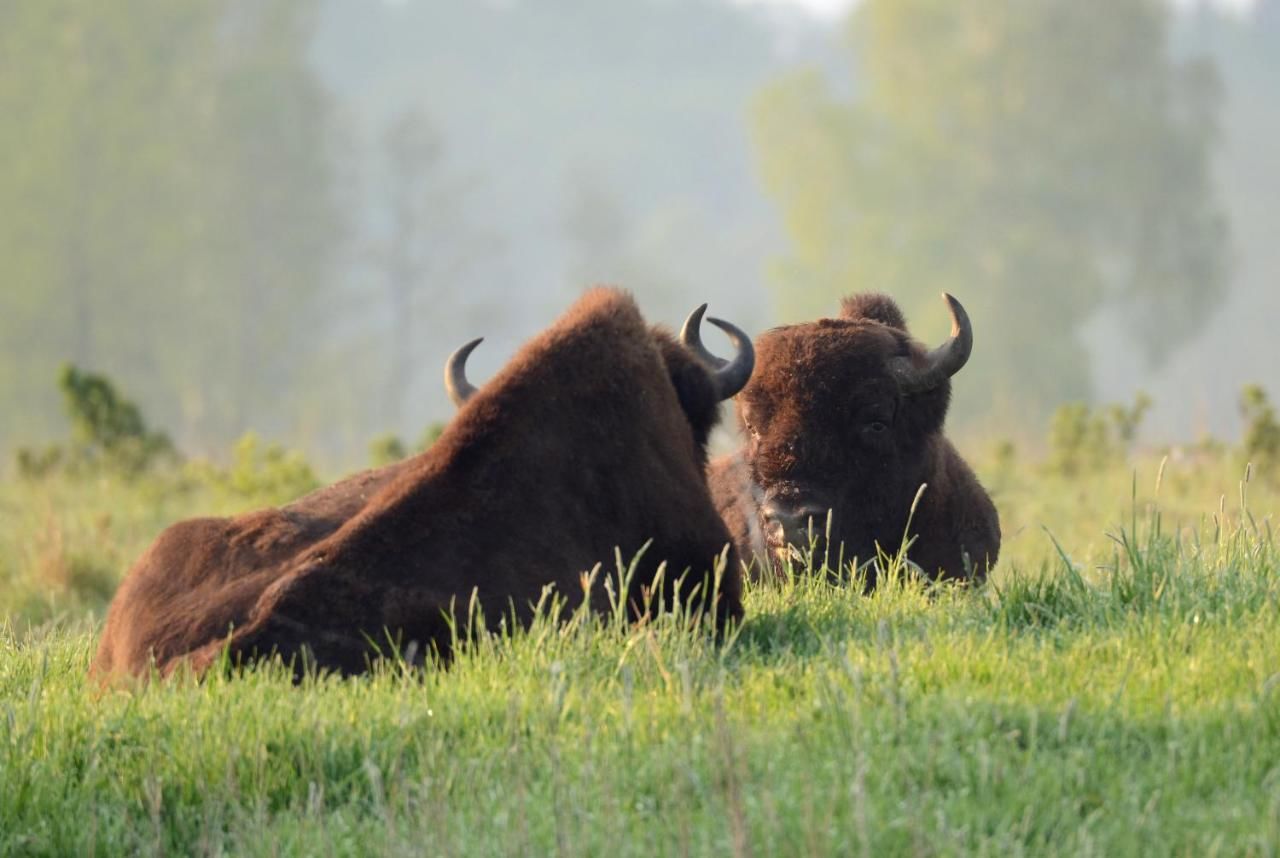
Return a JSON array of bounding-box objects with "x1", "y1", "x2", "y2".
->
[
  {"x1": 752, "y1": 0, "x2": 1226, "y2": 421},
  {"x1": 15, "y1": 365, "x2": 175, "y2": 480},
  {"x1": 367, "y1": 434, "x2": 409, "y2": 469},
  {"x1": 1, "y1": 387, "x2": 1279, "y2": 854},
  {"x1": 2, "y1": 0, "x2": 1277, "y2": 454},
  {"x1": 0, "y1": 0, "x2": 345, "y2": 447},
  {"x1": 1, "y1": 475, "x2": 1277, "y2": 854},
  {"x1": 1241, "y1": 384, "x2": 1280, "y2": 480},
  {"x1": 182, "y1": 433, "x2": 320, "y2": 508},
  {"x1": 1044, "y1": 392, "x2": 1152, "y2": 478},
  {"x1": 367, "y1": 422, "x2": 446, "y2": 469},
  {"x1": 2, "y1": 1, "x2": 1277, "y2": 848}
]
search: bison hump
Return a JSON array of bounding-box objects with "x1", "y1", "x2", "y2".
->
[{"x1": 839, "y1": 293, "x2": 908, "y2": 331}]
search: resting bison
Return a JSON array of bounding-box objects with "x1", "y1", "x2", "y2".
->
[
  {"x1": 92, "y1": 288, "x2": 753, "y2": 679},
  {"x1": 706, "y1": 292, "x2": 999, "y2": 585}
]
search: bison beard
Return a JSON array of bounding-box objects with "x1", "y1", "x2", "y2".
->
[
  {"x1": 92, "y1": 288, "x2": 746, "y2": 680},
  {"x1": 708, "y1": 292, "x2": 1000, "y2": 586}
]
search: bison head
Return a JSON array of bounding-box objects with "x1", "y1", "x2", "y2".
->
[
  {"x1": 444, "y1": 301, "x2": 754, "y2": 461},
  {"x1": 734, "y1": 292, "x2": 972, "y2": 573}
]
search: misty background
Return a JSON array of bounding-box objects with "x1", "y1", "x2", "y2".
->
[{"x1": 1, "y1": 0, "x2": 1276, "y2": 468}]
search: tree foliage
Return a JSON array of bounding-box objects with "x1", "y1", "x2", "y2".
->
[
  {"x1": 752, "y1": 0, "x2": 1228, "y2": 419},
  {"x1": 1044, "y1": 392, "x2": 1151, "y2": 478},
  {"x1": 363, "y1": 109, "x2": 493, "y2": 435},
  {"x1": 16, "y1": 365, "x2": 175, "y2": 479},
  {"x1": 0, "y1": 0, "x2": 345, "y2": 450},
  {"x1": 1240, "y1": 384, "x2": 1280, "y2": 479}
]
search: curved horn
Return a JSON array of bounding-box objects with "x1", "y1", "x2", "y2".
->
[
  {"x1": 680, "y1": 304, "x2": 755, "y2": 401},
  {"x1": 444, "y1": 337, "x2": 483, "y2": 408},
  {"x1": 886, "y1": 293, "x2": 973, "y2": 394}
]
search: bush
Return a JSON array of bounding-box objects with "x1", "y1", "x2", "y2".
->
[
  {"x1": 1240, "y1": 384, "x2": 1280, "y2": 479},
  {"x1": 368, "y1": 434, "x2": 408, "y2": 468},
  {"x1": 418, "y1": 421, "x2": 446, "y2": 450},
  {"x1": 990, "y1": 438, "x2": 1017, "y2": 473},
  {"x1": 1044, "y1": 393, "x2": 1150, "y2": 477},
  {"x1": 185, "y1": 432, "x2": 319, "y2": 506},
  {"x1": 15, "y1": 446, "x2": 64, "y2": 480},
  {"x1": 15, "y1": 365, "x2": 177, "y2": 479},
  {"x1": 367, "y1": 422, "x2": 447, "y2": 468}
]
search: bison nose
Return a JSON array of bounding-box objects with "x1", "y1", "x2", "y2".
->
[{"x1": 761, "y1": 500, "x2": 830, "y2": 548}]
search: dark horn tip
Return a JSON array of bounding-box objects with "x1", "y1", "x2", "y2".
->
[
  {"x1": 453, "y1": 337, "x2": 484, "y2": 360},
  {"x1": 704, "y1": 315, "x2": 755, "y2": 401},
  {"x1": 444, "y1": 337, "x2": 484, "y2": 408},
  {"x1": 680, "y1": 304, "x2": 709, "y2": 343},
  {"x1": 941, "y1": 292, "x2": 966, "y2": 328},
  {"x1": 931, "y1": 291, "x2": 972, "y2": 378},
  {"x1": 940, "y1": 293, "x2": 972, "y2": 347},
  {"x1": 680, "y1": 302, "x2": 725, "y2": 370},
  {"x1": 706, "y1": 316, "x2": 743, "y2": 337},
  {"x1": 887, "y1": 293, "x2": 973, "y2": 394}
]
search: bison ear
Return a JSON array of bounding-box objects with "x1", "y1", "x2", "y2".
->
[
  {"x1": 840, "y1": 293, "x2": 909, "y2": 331},
  {"x1": 669, "y1": 360, "x2": 721, "y2": 454}
]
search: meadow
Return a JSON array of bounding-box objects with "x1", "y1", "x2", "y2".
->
[{"x1": 2, "y1": 391, "x2": 1279, "y2": 856}]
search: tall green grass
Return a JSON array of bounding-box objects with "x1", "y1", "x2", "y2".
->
[{"x1": 1, "y1": 453, "x2": 1278, "y2": 855}]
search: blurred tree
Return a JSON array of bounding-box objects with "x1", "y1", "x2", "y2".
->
[
  {"x1": 1145, "y1": 1, "x2": 1280, "y2": 439},
  {"x1": 561, "y1": 171, "x2": 690, "y2": 311},
  {"x1": 364, "y1": 109, "x2": 493, "y2": 435},
  {"x1": 752, "y1": 0, "x2": 1228, "y2": 420},
  {"x1": 195, "y1": 2, "x2": 347, "y2": 439},
  {"x1": 0, "y1": 2, "x2": 217, "y2": 439},
  {"x1": 16, "y1": 364, "x2": 176, "y2": 480},
  {"x1": 315, "y1": 0, "x2": 789, "y2": 391},
  {"x1": 0, "y1": 0, "x2": 345, "y2": 450}
]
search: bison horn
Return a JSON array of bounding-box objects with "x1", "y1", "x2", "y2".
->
[
  {"x1": 887, "y1": 292, "x2": 973, "y2": 394},
  {"x1": 680, "y1": 304, "x2": 755, "y2": 400},
  {"x1": 444, "y1": 337, "x2": 484, "y2": 408}
]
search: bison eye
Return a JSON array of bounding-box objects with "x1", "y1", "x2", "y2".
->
[{"x1": 868, "y1": 421, "x2": 888, "y2": 433}]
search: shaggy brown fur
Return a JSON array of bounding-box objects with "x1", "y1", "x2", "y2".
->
[
  {"x1": 708, "y1": 293, "x2": 999, "y2": 585},
  {"x1": 93, "y1": 289, "x2": 743, "y2": 680}
]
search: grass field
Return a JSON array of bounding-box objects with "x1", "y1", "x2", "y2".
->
[{"x1": 2, "y1": 448, "x2": 1279, "y2": 855}]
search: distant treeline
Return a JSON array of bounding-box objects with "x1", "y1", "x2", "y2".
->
[
  {"x1": 15, "y1": 365, "x2": 1280, "y2": 492},
  {"x1": 2, "y1": 0, "x2": 1278, "y2": 459}
]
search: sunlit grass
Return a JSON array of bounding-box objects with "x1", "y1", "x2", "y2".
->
[{"x1": 0, "y1": 453, "x2": 1278, "y2": 854}]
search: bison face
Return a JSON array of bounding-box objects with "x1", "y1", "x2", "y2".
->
[{"x1": 735, "y1": 293, "x2": 971, "y2": 574}]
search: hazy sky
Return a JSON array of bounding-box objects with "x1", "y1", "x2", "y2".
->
[
  {"x1": 732, "y1": 0, "x2": 851, "y2": 17},
  {"x1": 743, "y1": 0, "x2": 1259, "y2": 17}
]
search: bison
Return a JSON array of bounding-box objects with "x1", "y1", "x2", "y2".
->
[
  {"x1": 92, "y1": 288, "x2": 753, "y2": 680},
  {"x1": 705, "y1": 292, "x2": 999, "y2": 585}
]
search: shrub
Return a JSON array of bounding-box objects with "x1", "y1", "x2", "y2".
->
[
  {"x1": 418, "y1": 421, "x2": 446, "y2": 450},
  {"x1": 990, "y1": 438, "x2": 1017, "y2": 476},
  {"x1": 369, "y1": 434, "x2": 408, "y2": 468},
  {"x1": 1044, "y1": 393, "x2": 1150, "y2": 477},
  {"x1": 15, "y1": 445, "x2": 64, "y2": 480},
  {"x1": 1240, "y1": 384, "x2": 1280, "y2": 479},
  {"x1": 368, "y1": 422, "x2": 447, "y2": 468},
  {"x1": 185, "y1": 432, "x2": 319, "y2": 505},
  {"x1": 15, "y1": 364, "x2": 177, "y2": 479}
]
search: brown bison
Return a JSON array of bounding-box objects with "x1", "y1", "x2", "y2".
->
[
  {"x1": 705, "y1": 292, "x2": 999, "y2": 585},
  {"x1": 92, "y1": 288, "x2": 753, "y2": 679}
]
